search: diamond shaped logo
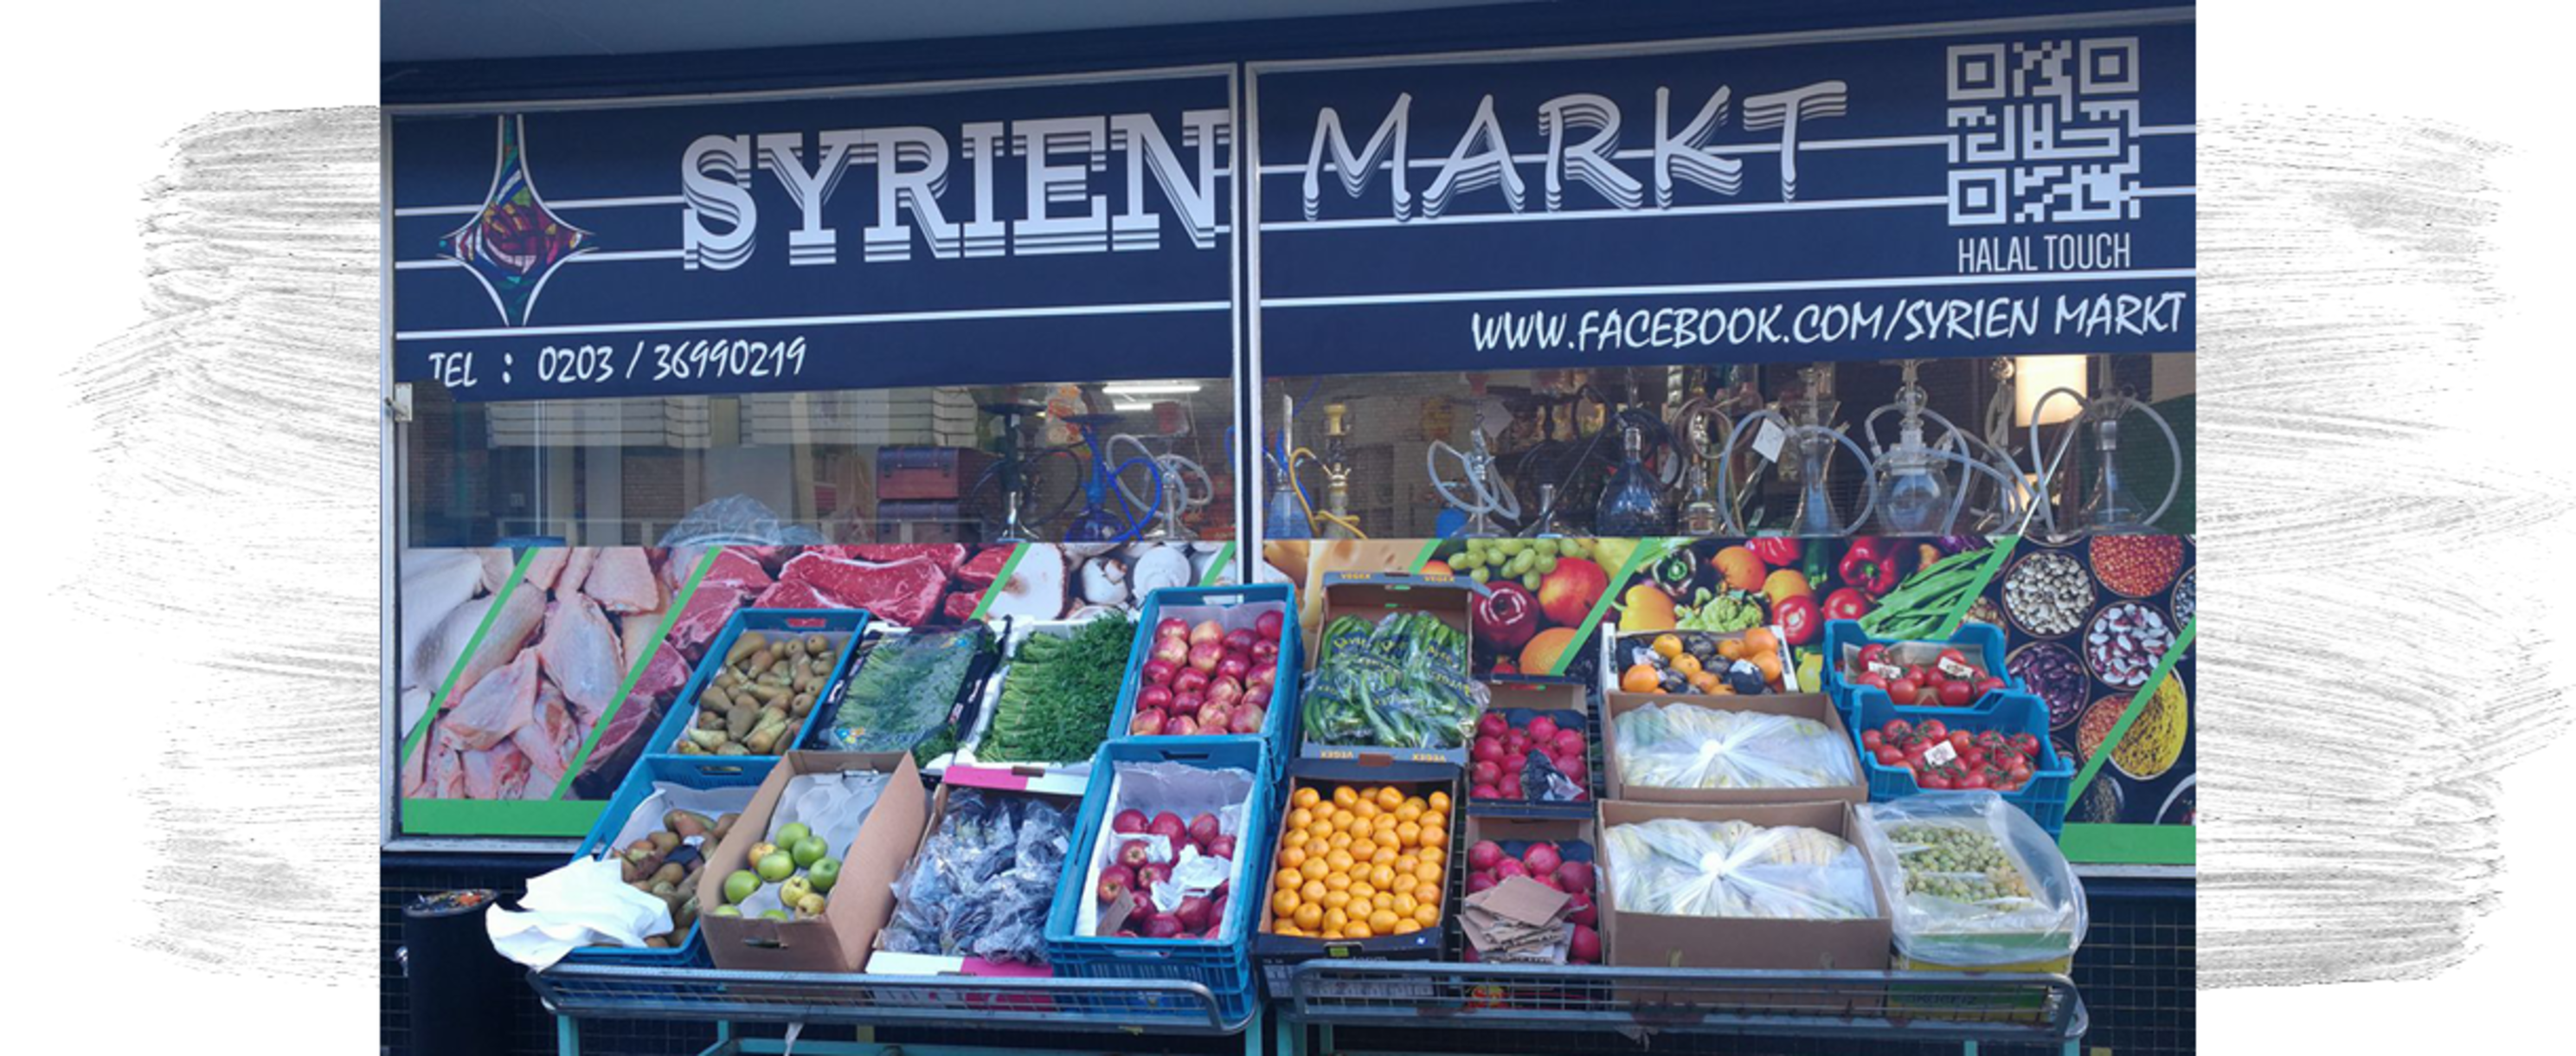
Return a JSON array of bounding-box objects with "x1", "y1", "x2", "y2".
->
[{"x1": 439, "y1": 115, "x2": 594, "y2": 326}]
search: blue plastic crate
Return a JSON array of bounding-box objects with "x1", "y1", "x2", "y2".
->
[
  {"x1": 1044, "y1": 737, "x2": 1274, "y2": 1024},
  {"x1": 1848, "y1": 688, "x2": 2072, "y2": 839},
  {"x1": 1821, "y1": 618, "x2": 2021, "y2": 718},
  {"x1": 558, "y1": 755, "x2": 778, "y2": 967},
  {"x1": 1107, "y1": 584, "x2": 1301, "y2": 776},
  {"x1": 639, "y1": 608, "x2": 869, "y2": 763}
]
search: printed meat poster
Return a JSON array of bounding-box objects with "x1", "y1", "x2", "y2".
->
[{"x1": 395, "y1": 540, "x2": 1236, "y2": 838}]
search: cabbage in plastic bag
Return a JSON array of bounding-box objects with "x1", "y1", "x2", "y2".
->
[
  {"x1": 1605, "y1": 817, "x2": 1875, "y2": 920},
  {"x1": 1612, "y1": 702, "x2": 1855, "y2": 789},
  {"x1": 1853, "y1": 792, "x2": 2086, "y2": 966}
]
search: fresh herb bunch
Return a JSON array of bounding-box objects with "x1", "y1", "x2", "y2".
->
[{"x1": 980, "y1": 615, "x2": 1139, "y2": 763}]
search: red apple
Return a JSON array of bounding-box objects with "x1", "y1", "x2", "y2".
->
[
  {"x1": 1136, "y1": 861, "x2": 1172, "y2": 888},
  {"x1": 1217, "y1": 654, "x2": 1250, "y2": 682},
  {"x1": 1228, "y1": 705, "x2": 1265, "y2": 734},
  {"x1": 1190, "y1": 620, "x2": 1224, "y2": 647},
  {"x1": 1174, "y1": 668, "x2": 1210, "y2": 696},
  {"x1": 1188, "y1": 641, "x2": 1224, "y2": 673},
  {"x1": 1254, "y1": 610, "x2": 1285, "y2": 640},
  {"x1": 1156, "y1": 617, "x2": 1187, "y2": 641},
  {"x1": 1205, "y1": 835, "x2": 1237, "y2": 861},
  {"x1": 1172, "y1": 691, "x2": 1204, "y2": 717},
  {"x1": 1175, "y1": 894, "x2": 1214, "y2": 930},
  {"x1": 1224, "y1": 628, "x2": 1256, "y2": 654},
  {"x1": 1249, "y1": 640, "x2": 1279, "y2": 665},
  {"x1": 1098, "y1": 866, "x2": 1134, "y2": 904},
  {"x1": 1138, "y1": 686, "x2": 1174, "y2": 712},
  {"x1": 1113, "y1": 809, "x2": 1149, "y2": 834},
  {"x1": 1116, "y1": 840, "x2": 1153, "y2": 869},
  {"x1": 1205, "y1": 677, "x2": 1243, "y2": 707},
  {"x1": 1142, "y1": 659, "x2": 1179, "y2": 687},
  {"x1": 1195, "y1": 700, "x2": 1231, "y2": 732},
  {"x1": 1128, "y1": 708, "x2": 1166, "y2": 737},
  {"x1": 1536, "y1": 557, "x2": 1609, "y2": 627},
  {"x1": 1151, "y1": 636, "x2": 1188, "y2": 668},
  {"x1": 1162, "y1": 714, "x2": 1200, "y2": 737},
  {"x1": 1142, "y1": 914, "x2": 1185, "y2": 938}
]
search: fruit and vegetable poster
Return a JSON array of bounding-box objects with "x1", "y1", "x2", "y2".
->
[
  {"x1": 394, "y1": 539, "x2": 1236, "y2": 840},
  {"x1": 1261, "y1": 534, "x2": 2194, "y2": 867}
]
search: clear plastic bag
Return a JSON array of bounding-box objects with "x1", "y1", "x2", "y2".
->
[
  {"x1": 657, "y1": 494, "x2": 830, "y2": 548},
  {"x1": 1853, "y1": 792, "x2": 2086, "y2": 966},
  {"x1": 1612, "y1": 702, "x2": 1855, "y2": 789},
  {"x1": 1605, "y1": 817, "x2": 1875, "y2": 920},
  {"x1": 882, "y1": 789, "x2": 1075, "y2": 963}
]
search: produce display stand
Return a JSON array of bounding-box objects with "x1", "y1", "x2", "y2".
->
[
  {"x1": 531, "y1": 962, "x2": 1261, "y2": 1056},
  {"x1": 530, "y1": 958, "x2": 2081, "y2": 1056}
]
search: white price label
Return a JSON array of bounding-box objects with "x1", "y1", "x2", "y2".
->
[
  {"x1": 1937, "y1": 656, "x2": 1976, "y2": 679},
  {"x1": 1751, "y1": 420, "x2": 1787, "y2": 462},
  {"x1": 1868, "y1": 661, "x2": 1905, "y2": 679},
  {"x1": 1924, "y1": 740, "x2": 1957, "y2": 768}
]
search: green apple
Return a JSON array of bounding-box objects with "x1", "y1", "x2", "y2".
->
[
  {"x1": 723, "y1": 870, "x2": 761, "y2": 905},
  {"x1": 791, "y1": 836, "x2": 829, "y2": 868},
  {"x1": 709, "y1": 905, "x2": 742, "y2": 918},
  {"x1": 806, "y1": 858, "x2": 842, "y2": 893},
  {"x1": 761, "y1": 910, "x2": 790, "y2": 922},
  {"x1": 774, "y1": 822, "x2": 813, "y2": 848},
  {"x1": 756, "y1": 851, "x2": 796, "y2": 882},
  {"x1": 781, "y1": 876, "x2": 813, "y2": 907}
]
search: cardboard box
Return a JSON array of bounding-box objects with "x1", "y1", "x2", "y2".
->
[
  {"x1": 1596, "y1": 801, "x2": 1892, "y2": 1005},
  {"x1": 1459, "y1": 814, "x2": 1603, "y2": 963},
  {"x1": 1299, "y1": 573, "x2": 1481, "y2": 766},
  {"x1": 695, "y1": 751, "x2": 928, "y2": 972},
  {"x1": 877, "y1": 446, "x2": 994, "y2": 500},
  {"x1": 1600, "y1": 692, "x2": 1864, "y2": 806},
  {"x1": 865, "y1": 763, "x2": 1089, "y2": 979},
  {"x1": 1253, "y1": 757, "x2": 1461, "y2": 999},
  {"x1": 1466, "y1": 679, "x2": 1594, "y2": 818}
]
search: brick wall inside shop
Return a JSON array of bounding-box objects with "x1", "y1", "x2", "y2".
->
[
  {"x1": 382, "y1": 858, "x2": 2193, "y2": 1056},
  {"x1": 620, "y1": 449, "x2": 693, "y2": 546}
]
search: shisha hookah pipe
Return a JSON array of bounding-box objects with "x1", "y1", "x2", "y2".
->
[
  {"x1": 1717, "y1": 364, "x2": 1879, "y2": 537},
  {"x1": 1860, "y1": 359, "x2": 2033, "y2": 537},
  {"x1": 1667, "y1": 374, "x2": 1767, "y2": 536},
  {"x1": 1108, "y1": 428, "x2": 1213, "y2": 542},
  {"x1": 2025, "y1": 355, "x2": 2181, "y2": 538},
  {"x1": 1059, "y1": 412, "x2": 1165, "y2": 544},
  {"x1": 1427, "y1": 390, "x2": 1520, "y2": 538},
  {"x1": 1277, "y1": 402, "x2": 1368, "y2": 539}
]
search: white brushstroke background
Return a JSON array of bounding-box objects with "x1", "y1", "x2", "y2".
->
[{"x1": 23, "y1": 38, "x2": 2576, "y2": 1056}]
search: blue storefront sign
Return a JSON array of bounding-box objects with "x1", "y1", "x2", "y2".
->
[
  {"x1": 1249, "y1": 15, "x2": 2194, "y2": 375},
  {"x1": 389, "y1": 68, "x2": 1237, "y2": 402}
]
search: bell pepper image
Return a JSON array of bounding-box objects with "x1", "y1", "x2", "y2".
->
[
  {"x1": 1838, "y1": 537, "x2": 1901, "y2": 596},
  {"x1": 1746, "y1": 537, "x2": 1802, "y2": 568},
  {"x1": 1772, "y1": 592, "x2": 1822, "y2": 646}
]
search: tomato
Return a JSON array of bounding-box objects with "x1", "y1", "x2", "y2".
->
[
  {"x1": 1857, "y1": 643, "x2": 1887, "y2": 667},
  {"x1": 1903, "y1": 740, "x2": 1930, "y2": 762},
  {"x1": 2006, "y1": 763, "x2": 2032, "y2": 782},
  {"x1": 1773, "y1": 593, "x2": 1821, "y2": 647},
  {"x1": 1938, "y1": 680, "x2": 1973, "y2": 707},
  {"x1": 1883, "y1": 719, "x2": 1912, "y2": 741},
  {"x1": 1885, "y1": 677, "x2": 1919, "y2": 703},
  {"x1": 1963, "y1": 749, "x2": 1988, "y2": 769},
  {"x1": 1919, "y1": 719, "x2": 1948, "y2": 741},
  {"x1": 1860, "y1": 730, "x2": 1883, "y2": 750},
  {"x1": 1875, "y1": 746, "x2": 1907, "y2": 767},
  {"x1": 1975, "y1": 676, "x2": 2007, "y2": 696},
  {"x1": 2012, "y1": 732, "x2": 2040, "y2": 756},
  {"x1": 1937, "y1": 647, "x2": 1967, "y2": 667},
  {"x1": 1854, "y1": 671, "x2": 1888, "y2": 691},
  {"x1": 1957, "y1": 771, "x2": 1989, "y2": 789},
  {"x1": 1918, "y1": 772, "x2": 1953, "y2": 790}
]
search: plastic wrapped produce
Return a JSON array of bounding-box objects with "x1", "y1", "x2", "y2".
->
[
  {"x1": 1604, "y1": 817, "x2": 1874, "y2": 920},
  {"x1": 824, "y1": 625, "x2": 992, "y2": 754},
  {"x1": 882, "y1": 788, "x2": 1075, "y2": 964},
  {"x1": 1853, "y1": 793, "x2": 2086, "y2": 967},
  {"x1": 1611, "y1": 702, "x2": 1855, "y2": 789},
  {"x1": 1301, "y1": 611, "x2": 1489, "y2": 749}
]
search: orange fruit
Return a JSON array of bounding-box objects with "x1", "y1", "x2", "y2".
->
[
  {"x1": 1718, "y1": 640, "x2": 1745, "y2": 661},
  {"x1": 1371, "y1": 846, "x2": 1398, "y2": 866},
  {"x1": 1293, "y1": 786, "x2": 1321, "y2": 809},
  {"x1": 1332, "y1": 786, "x2": 1359, "y2": 808},
  {"x1": 1742, "y1": 628, "x2": 1779, "y2": 654},
  {"x1": 1272, "y1": 889, "x2": 1301, "y2": 915},
  {"x1": 1419, "y1": 826, "x2": 1448, "y2": 849},
  {"x1": 1376, "y1": 786, "x2": 1404, "y2": 810},
  {"x1": 1392, "y1": 919, "x2": 1422, "y2": 935},
  {"x1": 1415, "y1": 860, "x2": 1444, "y2": 885},
  {"x1": 1397, "y1": 821, "x2": 1423, "y2": 847},
  {"x1": 1621, "y1": 664, "x2": 1662, "y2": 693},
  {"x1": 1393, "y1": 892, "x2": 1419, "y2": 916},
  {"x1": 1420, "y1": 847, "x2": 1444, "y2": 866},
  {"x1": 1427, "y1": 791, "x2": 1451, "y2": 814},
  {"x1": 1301, "y1": 858, "x2": 1329, "y2": 881},
  {"x1": 1322, "y1": 908, "x2": 1348, "y2": 933},
  {"x1": 1344, "y1": 920, "x2": 1374, "y2": 939},
  {"x1": 1294, "y1": 903, "x2": 1322, "y2": 930},
  {"x1": 1519, "y1": 628, "x2": 1579, "y2": 675},
  {"x1": 1302, "y1": 879, "x2": 1328, "y2": 904},
  {"x1": 1414, "y1": 903, "x2": 1442, "y2": 926},
  {"x1": 1275, "y1": 867, "x2": 1302, "y2": 891},
  {"x1": 1755, "y1": 653, "x2": 1783, "y2": 684},
  {"x1": 1652, "y1": 634, "x2": 1684, "y2": 659},
  {"x1": 1687, "y1": 671, "x2": 1720, "y2": 693},
  {"x1": 1672, "y1": 654, "x2": 1703, "y2": 676},
  {"x1": 1369, "y1": 909, "x2": 1400, "y2": 934}
]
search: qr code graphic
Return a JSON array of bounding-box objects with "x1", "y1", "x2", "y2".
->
[{"x1": 1946, "y1": 37, "x2": 2141, "y2": 226}]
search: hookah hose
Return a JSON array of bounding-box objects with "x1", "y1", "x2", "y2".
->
[
  {"x1": 1283, "y1": 445, "x2": 1368, "y2": 539},
  {"x1": 1108, "y1": 433, "x2": 1207, "y2": 531}
]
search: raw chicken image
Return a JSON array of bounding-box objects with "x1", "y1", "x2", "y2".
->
[
  {"x1": 446, "y1": 650, "x2": 537, "y2": 750},
  {"x1": 581, "y1": 547, "x2": 663, "y2": 613},
  {"x1": 537, "y1": 595, "x2": 627, "y2": 715}
]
